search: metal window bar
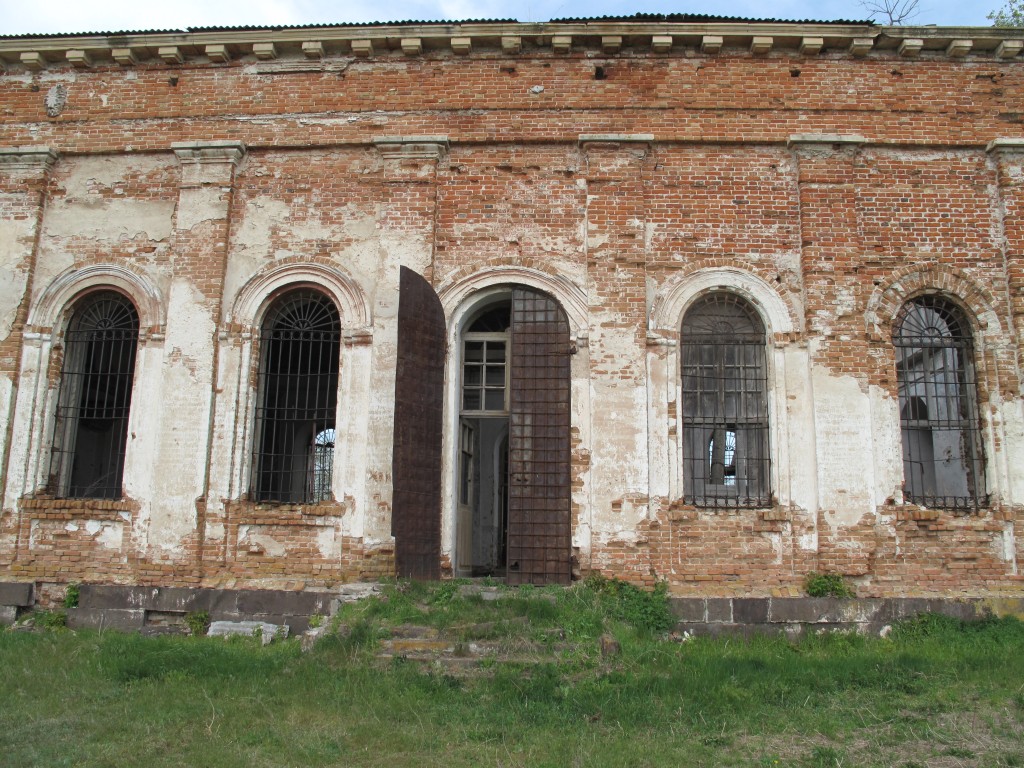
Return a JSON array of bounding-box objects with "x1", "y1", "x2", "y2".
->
[
  {"x1": 253, "y1": 289, "x2": 340, "y2": 503},
  {"x1": 894, "y1": 296, "x2": 986, "y2": 511},
  {"x1": 50, "y1": 291, "x2": 139, "y2": 499},
  {"x1": 681, "y1": 293, "x2": 771, "y2": 508}
]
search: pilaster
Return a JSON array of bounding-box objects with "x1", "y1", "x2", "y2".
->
[
  {"x1": 156, "y1": 141, "x2": 246, "y2": 567},
  {"x1": 0, "y1": 147, "x2": 57, "y2": 566},
  {"x1": 579, "y1": 134, "x2": 654, "y2": 566}
]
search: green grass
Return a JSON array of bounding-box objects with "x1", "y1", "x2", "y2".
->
[{"x1": 2, "y1": 581, "x2": 1023, "y2": 767}]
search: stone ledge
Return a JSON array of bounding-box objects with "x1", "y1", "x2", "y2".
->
[
  {"x1": 67, "y1": 607, "x2": 145, "y2": 631},
  {"x1": 670, "y1": 596, "x2": 1024, "y2": 636}
]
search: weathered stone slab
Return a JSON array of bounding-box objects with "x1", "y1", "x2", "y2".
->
[
  {"x1": 147, "y1": 587, "x2": 215, "y2": 612},
  {"x1": 235, "y1": 589, "x2": 329, "y2": 616},
  {"x1": 208, "y1": 620, "x2": 288, "y2": 645},
  {"x1": 770, "y1": 597, "x2": 845, "y2": 623},
  {"x1": 668, "y1": 598, "x2": 705, "y2": 623},
  {"x1": 0, "y1": 582, "x2": 33, "y2": 607},
  {"x1": 706, "y1": 598, "x2": 732, "y2": 623},
  {"x1": 67, "y1": 607, "x2": 145, "y2": 631},
  {"x1": 78, "y1": 584, "x2": 153, "y2": 610},
  {"x1": 733, "y1": 598, "x2": 769, "y2": 624},
  {"x1": 0, "y1": 605, "x2": 18, "y2": 625}
]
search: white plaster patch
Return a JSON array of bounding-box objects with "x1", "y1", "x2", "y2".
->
[
  {"x1": 44, "y1": 199, "x2": 175, "y2": 242},
  {"x1": 799, "y1": 533, "x2": 818, "y2": 550},
  {"x1": 1002, "y1": 522, "x2": 1017, "y2": 574},
  {"x1": 0, "y1": 217, "x2": 34, "y2": 340},
  {"x1": 176, "y1": 187, "x2": 229, "y2": 231},
  {"x1": 238, "y1": 526, "x2": 287, "y2": 557},
  {"x1": 317, "y1": 525, "x2": 338, "y2": 558},
  {"x1": 60, "y1": 155, "x2": 169, "y2": 197},
  {"x1": 869, "y1": 384, "x2": 903, "y2": 505},
  {"x1": 811, "y1": 366, "x2": 876, "y2": 526}
]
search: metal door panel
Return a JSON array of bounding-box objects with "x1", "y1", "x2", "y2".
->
[
  {"x1": 507, "y1": 288, "x2": 572, "y2": 585},
  {"x1": 391, "y1": 267, "x2": 446, "y2": 579}
]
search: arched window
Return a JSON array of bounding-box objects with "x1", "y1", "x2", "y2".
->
[
  {"x1": 893, "y1": 296, "x2": 986, "y2": 510},
  {"x1": 681, "y1": 293, "x2": 771, "y2": 507},
  {"x1": 50, "y1": 291, "x2": 139, "y2": 499},
  {"x1": 253, "y1": 289, "x2": 340, "y2": 503}
]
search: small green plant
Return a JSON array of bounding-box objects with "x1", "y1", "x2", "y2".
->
[
  {"x1": 308, "y1": 613, "x2": 325, "y2": 629},
  {"x1": 804, "y1": 572, "x2": 855, "y2": 599},
  {"x1": 584, "y1": 575, "x2": 674, "y2": 633},
  {"x1": 63, "y1": 583, "x2": 80, "y2": 609},
  {"x1": 184, "y1": 611, "x2": 210, "y2": 637},
  {"x1": 36, "y1": 610, "x2": 67, "y2": 630}
]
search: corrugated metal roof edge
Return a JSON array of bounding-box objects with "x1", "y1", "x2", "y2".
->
[
  {"x1": 0, "y1": 14, "x2": 873, "y2": 41},
  {"x1": 548, "y1": 13, "x2": 874, "y2": 25}
]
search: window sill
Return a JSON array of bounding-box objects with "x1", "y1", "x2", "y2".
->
[{"x1": 19, "y1": 496, "x2": 134, "y2": 518}]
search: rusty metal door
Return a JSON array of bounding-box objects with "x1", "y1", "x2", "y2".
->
[
  {"x1": 506, "y1": 288, "x2": 572, "y2": 585},
  {"x1": 391, "y1": 266, "x2": 446, "y2": 579}
]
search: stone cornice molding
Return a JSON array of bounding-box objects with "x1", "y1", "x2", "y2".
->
[
  {"x1": 171, "y1": 140, "x2": 247, "y2": 167},
  {"x1": 0, "y1": 146, "x2": 58, "y2": 174},
  {"x1": 373, "y1": 136, "x2": 449, "y2": 161},
  {"x1": 2, "y1": 22, "x2": 1022, "y2": 70},
  {"x1": 986, "y1": 138, "x2": 1024, "y2": 155}
]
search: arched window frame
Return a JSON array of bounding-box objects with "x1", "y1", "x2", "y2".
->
[
  {"x1": 648, "y1": 267, "x2": 802, "y2": 514},
  {"x1": 49, "y1": 289, "x2": 140, "y2": 499},
  {"x1": 892, "y1": 294, "x2": 988, "y2": 511},
  {"x1": 679, "y1": 292, "x2": 772, "y2": 508},
  {"x1": 250, "y1": 287, "x2": 342, "y2": 504}
]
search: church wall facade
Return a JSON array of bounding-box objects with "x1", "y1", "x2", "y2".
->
[{"x1": 0, "y1": 20, "x2": 1022, "y2": 598}]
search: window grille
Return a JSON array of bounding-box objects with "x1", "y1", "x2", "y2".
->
[
  {"x1": 50, "y1": 291, "x2": 139, "y2": 499},
  {"x1": 253, "y1": 289, "x2": 340, "y2": 503},
  {"x1": 681, "y1": 293, "x2": 771, "y2": 508},
  {"x1": 893, "y1": 296, "x2": 986, "y2": 510}
]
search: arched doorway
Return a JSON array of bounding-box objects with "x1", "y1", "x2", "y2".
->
[{"x1": 455, "y1": 286, "x2": 572, "y2": 584}]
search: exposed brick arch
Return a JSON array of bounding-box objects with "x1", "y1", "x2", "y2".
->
[{"x1": 866, "y1": 263, "x2": 1003, "y2": 343}]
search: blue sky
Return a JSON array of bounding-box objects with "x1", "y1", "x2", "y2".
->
[{"x1": 0, "y1": 0, "x2": 1003, "y2": 36}]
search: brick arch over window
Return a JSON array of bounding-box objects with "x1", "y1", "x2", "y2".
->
[
  {"x1": 28, "y1": 263, "x2": 164, "y2": 338},
  {"x1": 866, "y1": 264, "x2": 1002, "y2": 344},
  {"x1": 650, "y1": 267, "x2": 798, "y2": 340},
  {"x1": 437, "y1": 265, "x2": 587, "y2": 339},
  {"x1": 229, "y1": 260, "x2": 371, "y2": 333}
]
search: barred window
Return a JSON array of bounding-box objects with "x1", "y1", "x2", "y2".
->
[
  {"x1": 894, "y1": 296, "x2": 986, "y2": 510},
  {"x1": 681, "y1": 293, "x2": 771, "y2": 507},
  {"x1": 253, "y1": 289, "x2": 340, "y2": 503},
  {"x1": 50, "y1": 291, "x2": 139, "y2": 499}
]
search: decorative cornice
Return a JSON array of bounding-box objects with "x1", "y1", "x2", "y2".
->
[
  {"x1": 171, "y1": 140, "x2": 247, "y2": 167},
  {"x1": 0, "y1": 146, "x2": 58, "y2": 173},
  {"x1": 986, "y1": 137, "x2": 1024, "y2": 154},
  {"x1": 0, "y1": 22, "x2": 1021, "y2": 70},
  {"x1": 374, "y1": 135, "x2": 449, "y2": 161}
]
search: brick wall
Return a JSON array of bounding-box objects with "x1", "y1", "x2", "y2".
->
[{"x1": 0, "y1": 22, "x2": 1021, "y2": 597}]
